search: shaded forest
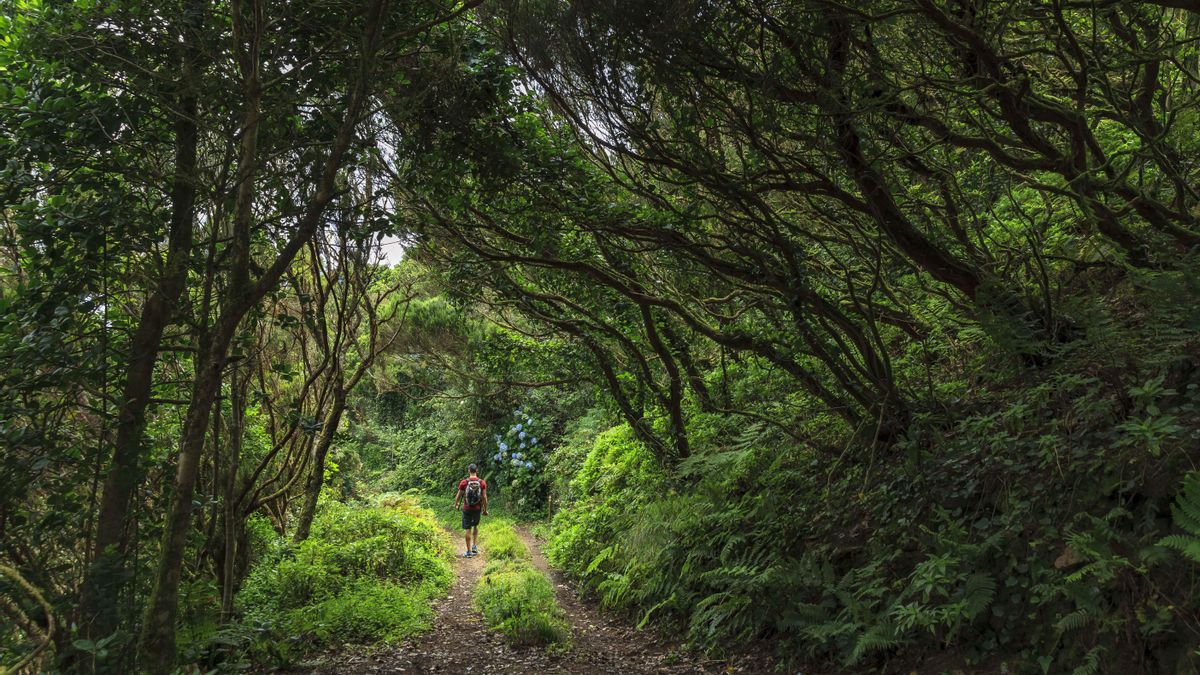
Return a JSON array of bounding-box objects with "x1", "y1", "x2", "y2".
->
[{"x1": 2, "y1": 0, "x2": 1200, "y2": 672}]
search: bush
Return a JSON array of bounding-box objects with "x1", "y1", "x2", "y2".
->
[
  {"x1": 544, "y1": 374, "x2": 1200, "y2": 671},
  {"x1": 545, "y1": 423, "x2": 665, "y2": 581},
  {"x1": 235, "y1": 496, "x2": 452, "y2": 664},
  {"x1": 288, "y1": 579, "x2": 438, "y2": 644},
  {"x1": 486, "y1": 408, "x2": 553, "y2": 515}
]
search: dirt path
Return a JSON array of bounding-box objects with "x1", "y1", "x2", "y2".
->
[{"x1": 296, "y1": 526, "x2": 773, "y2": 674}]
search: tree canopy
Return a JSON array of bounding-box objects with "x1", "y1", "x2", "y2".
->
[{"x1": 2, "y1": 0, "x2": 1200, "y2": 672}]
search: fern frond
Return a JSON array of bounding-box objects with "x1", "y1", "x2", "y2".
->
[
  {"x1": 847, "y1": 622, "x2": 904, "y2": 665},
  {"x1": 636, "y1": 592, "x2": 676, "y2": 629},
  {"x1": 802, "y1": 619, "x2": 861, "y2": 642},
  {"x1": 1170, "y1": 473, "x2": 1200, "y2": 535},
  {"x1": 1157, "y1": 535, "x2": 1200, "y2": 563},
  {"x1": 1071, "y1": 646, "x2": 1104, "y2": 675},
  {"x1": 1055, "y1": 608, "x2": 1096, "y2": 633},
  {"x1": 780, "y1": 602, "x2": 831, "y2": 627},
  {"x1": 585, "y1": 545, "x2": 617, "y2": 575},
  {"x1": 961, "y1": 572, "x2": 995, "y2": 619},
  {"x1": 1158, "y1": 472, "x2": 1200, "y2": 564}
]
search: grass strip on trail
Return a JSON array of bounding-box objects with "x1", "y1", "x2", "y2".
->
[{"x1": 475, "y1": 519, "x2": 571, "y2": 648}]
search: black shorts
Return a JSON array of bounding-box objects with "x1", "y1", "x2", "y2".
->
[{"x1": 462, "y1": 509, "x2": 482, "y2": 529}]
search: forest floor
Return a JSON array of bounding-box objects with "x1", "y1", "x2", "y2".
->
[{"x1": 293, "y1": 525, "x2": 779, "y2": 674}]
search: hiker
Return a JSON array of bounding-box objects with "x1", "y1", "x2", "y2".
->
[{"x1": 453, "y1": 463, "x2": 488, "y2": 557}]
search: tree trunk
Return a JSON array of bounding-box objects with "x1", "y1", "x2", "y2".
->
[
  {"x1": 293, "y1": 383, "x2": 347, "y2": 543},
  {"x1": 135, "y1": 3, "x2": 383, "y2": 665},
  {"x1": 220, "y1": 357, "x2": 247, "y2": 621},
  {"x1": 136, "y1": 348, "x2": 225, "y2": 674},
  {"x1": 79, "y1": 3, "x2": 201, "y2": 646}
]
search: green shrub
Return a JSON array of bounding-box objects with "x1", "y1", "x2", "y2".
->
[
  {"x1": 573, "y1": 424, "x2": 664, "y2": 498},
  {"x1": 235, "y1": 497, "x2": 452, "y2": 663},
  {"x1": 486, "y1": 408, "x2": 553, "y2": 515},
  {"x1": 544, "y1": 376, "x2": 1200, "y2": 670},
  {"x1": 288, "y1": 579, "x2": 440, "y2": 644},
  {"x1": 545, "y1": 423, "x2": 664, "y2": 580},
  {"x1": 476, "y1": 559, "x2": 570, "y2": 647}
]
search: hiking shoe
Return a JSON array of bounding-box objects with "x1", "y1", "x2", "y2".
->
[
  {"x1": 463, "y1": 551, "x2": 474, "y2": 558},
  {"x1": 471, "y1": 545, "x2": 478, "y2": 554}
]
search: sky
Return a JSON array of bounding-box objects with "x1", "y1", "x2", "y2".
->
[{"x1": 378, "y1": 234, "x2": 407, "y2": 266}]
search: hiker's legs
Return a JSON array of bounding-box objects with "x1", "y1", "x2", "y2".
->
[
  {"x1": 461, "y1": 510, "x2": 474, "y2": 553},
  {"x1": 462, "y1": 509, "x2": 481, "y2": 553}
]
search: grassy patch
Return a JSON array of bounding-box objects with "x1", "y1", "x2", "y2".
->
[
  {"x1": 478, "y1": 518, "x2": 527, "y2": 561},
  {"x1": 228, "y1": 495, "x2": 453, "y2": 667},
  {"x1": 473, "y1": 520, "x2": 571, "y2": 647}
]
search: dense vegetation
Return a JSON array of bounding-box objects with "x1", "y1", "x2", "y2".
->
[
  {"x1": 198, "y1": 496, "x2": 451, "y2": 669},
  {"x1": 3, "y1": 0, "x2": 1200, "y2": 673}
]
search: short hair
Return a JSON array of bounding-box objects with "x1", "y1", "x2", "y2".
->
[{"x1": 468, "y1": 463, "x2": 478, "y2": 474}]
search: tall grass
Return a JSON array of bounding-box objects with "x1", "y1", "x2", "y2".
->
[
  {"x1": 223, "y1": 496, "x2": 453, "y2": 667},
  {"x1": 474, "y1": 519, "x2": 570, "y2": 647}
]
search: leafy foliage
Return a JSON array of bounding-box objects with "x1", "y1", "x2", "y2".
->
[
  {"x1": 4, "y1": 0, "x2": 1200, "y2": 672},
  {"x1": 1160, "y1": 473, "x2": 1200, "y2": 565},
  {"x1": 216, "y1": 498, "x2": 451, "y2": 668}
]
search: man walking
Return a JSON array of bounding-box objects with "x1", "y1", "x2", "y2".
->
[{"x1": 453, "y1": 463, "x2": 488, "y2": 557}]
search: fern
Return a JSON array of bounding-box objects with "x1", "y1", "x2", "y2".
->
[
  {"x1": 1158, "y1": 472, "x2": 1200, "y2": 564},
  {"x1": 960, "y1": 572, "x2": 995, "y2": 619},
  {"x1": 585, "y1": 544, "x2": 618, "y2": 575},
  {"x1": 1071, "y1": 646, "x2": 1104, "y2": 675},
  {"x1": 636, "y1": 592, "x2": 676, "y2": 629},
  {"x1": 847, "y1": 621, "x2": 904, "y2": 665},
  {"x1": 780, "y1": 602, "x2": 832, "y2": 628},
  {"x1": 1055, "y1": 608, "x2": 1096, "y2": 633}
]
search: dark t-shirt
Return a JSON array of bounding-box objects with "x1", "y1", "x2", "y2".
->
[{"x1": 458, "y1": 477, "x2": 487, "y2": 511}]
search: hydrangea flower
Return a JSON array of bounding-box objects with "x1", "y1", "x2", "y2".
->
[
  {"x1": 511, "y1": 459, "x2": 521, "y2": 466},
  {"x1": 499, "y1": 442, "x2": 508, "y2": 451},
  {"x1": 530, "y1": 437, "x2": 538, "y2": 445},
  {"x1": 519, "y1": 442, "x2": 525, "y2": 449},
  {"x1": 512, "y1": 452, "x2": 522, "y2": 460},
  {"x1": 494, "y1": 453, "x2": 501, "y2": 461},
  {"x1": 525, "y1": 461, "x2": 534, "y2": 469},
  {"x1": 518, "y1": 431, "x2": 526, "y2": 439},
  {"x1": 515, "y1": 423, "x2": 523, "y2": 431}
]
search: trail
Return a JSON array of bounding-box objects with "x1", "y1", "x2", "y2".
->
[{"x1": 297, "y1": 525, "x2": 774, "y2": 674}]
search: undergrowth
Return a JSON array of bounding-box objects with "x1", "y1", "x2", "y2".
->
[
  {"x1": 181, "y1": 495, "x2": 452, "y2": 670},
  {"x1": 545, "y1": 366, "x2": 1200, "y2": 673}
]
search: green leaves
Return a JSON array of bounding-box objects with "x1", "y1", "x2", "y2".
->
[
  {"x1": 231, "y1": 499, "x2": 452, "y2": 662},
  {"x1": 1158, "y1": 473, "x2": 1200, "y2": 565}
]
